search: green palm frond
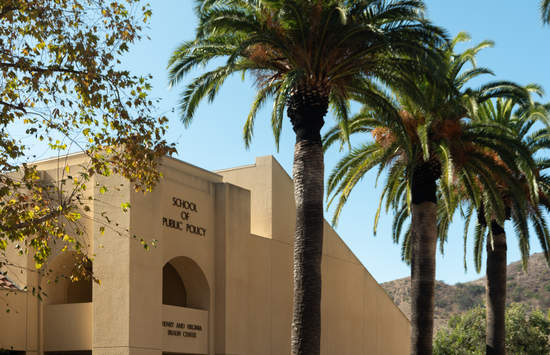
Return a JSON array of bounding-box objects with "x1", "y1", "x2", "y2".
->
[
  {"x1": 511, "y1": 199, "x2": 531, "y2": 270},
  {"x1": 449, "y1": 31, "x2": 472, "y2": 50},
  {"x1": 455, "y1": 67, "x2": 494, "y2": 88},
  {"x1": 463, "y1": 206, "x2": 473, "y2": 271},
  {"x1": 327, "y1": 143, "x2": 395, "y2": 226},
  {"x1": 530, "y1": 205, "x2": 550, "y2": 264},
  {"x1": 401, "y1": 226, "x2": 412, "y2": 264},
  {"x1": 244, "y1": 83, "x2": 278, "y2": 147},
  {"x1": 393, "y1": 203, "x2": 410, "y2": 244},
  {"x1": 462, "y1": 86, "x2": 550, "y2": 271},
  {"x1": 473, "y1": 218, "x2": 486, "y2": 273},
  {"x1": 322, "y1": 115, "x2": 380, "y2": 152},
  {"x1": 177, "y1": 65, "x2": 237, "y2": 124},
  {"x1": 542, "y1": 0, "x2": 550, "y2": 24}
]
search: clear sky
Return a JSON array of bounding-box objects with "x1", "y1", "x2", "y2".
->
[{"x1": 121, "y1": 0, "x2": 550, "y2": 284}]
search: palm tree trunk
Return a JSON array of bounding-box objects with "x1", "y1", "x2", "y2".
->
[
  {"x1": 410, "y1": 163, "x2": 439, "y2": 355},
  {"x1": 486, "y1": 222, "x2": 507, "y2": 355},
  {"x1": 288, "y1": 88, "x2": 327, "y2": 355}
]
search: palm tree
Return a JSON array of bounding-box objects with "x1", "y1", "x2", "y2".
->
[
  {"x1": 324, "y1": 33, "x2": 532, "y2": 354},
  {"x1": 542, "y1": 0, "x2": 550, "y2": 24},
  {"x1": 167, "y1": 1, "x2": 445, "y2": 354},
  {"x1": 465, "y1": 91, "x2": 550, "y2": 354}
]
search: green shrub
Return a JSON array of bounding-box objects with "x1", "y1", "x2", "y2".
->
[{"x1": 434, "y1": 304, "x2": 550, "y2": 355}]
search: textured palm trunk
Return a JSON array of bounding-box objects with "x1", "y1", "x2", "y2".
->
[
  {"x1": 410, "y1": 163, "x2": 439, "y2": 355},
  {"x1": 486, "y1": 222, "x2": 507, "y2": 355},
  {"x1": 288, "y1": 88, "x2": 327, "y2": 355}
]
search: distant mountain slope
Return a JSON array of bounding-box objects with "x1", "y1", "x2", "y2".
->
[{"x1": 381, "y1": 252, "x2": 550, "y2": 331}]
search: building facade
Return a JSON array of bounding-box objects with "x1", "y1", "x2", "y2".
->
[{"x1": 0, "y1": 154, "x2": 410, "y2": 354}]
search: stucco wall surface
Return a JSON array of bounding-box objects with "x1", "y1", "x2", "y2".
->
[
  {"x1": 1, "y1": 153, "x2": 409, "y2": 355},
  {"x1": 0, "y1": 290, "x2": 28, "y2": 351},
  {"x1": 219, "y1": 156, "x2": 411, "y2": 355}
]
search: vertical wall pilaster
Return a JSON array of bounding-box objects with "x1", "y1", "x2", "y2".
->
[
  {"x1": 214, "y1": 183, "x2": 251, "y2": 355},
  {"x1": 92, "y1": 174, "x2": 132, "y2": 355}
]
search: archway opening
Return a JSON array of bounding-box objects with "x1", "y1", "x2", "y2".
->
[
  {"x1": 162, "y1": 263, "x2": 187, "y2": 307},
  {"x1": 43, "y1": 252, "x2": 92, "y2": 305},
  {"x1": 162, "y1": 257, "x2": 209, "y2": 310}
]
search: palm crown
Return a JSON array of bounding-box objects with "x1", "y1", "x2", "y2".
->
[
  {"x1": 325, "y1": 33, "x2": 532, "y2": 233},
  {"x1": 465, "y1": 90, "x2": 550, "y2": 272},
  {"x1": 168, "y1": 0, "x2": 446, "y2": 146}
]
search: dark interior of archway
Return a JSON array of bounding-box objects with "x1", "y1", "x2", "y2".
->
[
  {"x1": 163, "y1": 262, "x2": 187, "y2": 307},
  {"x1": 67, "y1": 278, "x2": 92, "y2": 303},
  {"x1": 63, "y1": 257, "x2": 93, "y2": 304}
]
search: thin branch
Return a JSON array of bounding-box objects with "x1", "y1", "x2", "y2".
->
[
  {"x1": 0, "y1": 209, "x2": 62, "y2": 232},
  {"x1": 0, "y1": 100, "x2": 27, "y2": 113}
]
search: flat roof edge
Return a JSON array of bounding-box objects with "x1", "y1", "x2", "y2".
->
[
  {"x1": 215, "y1": 163, "x2": 256, "y2": 173},
  {"x1": 162, "y1": 156, "x2": 223, "y2": 181}
]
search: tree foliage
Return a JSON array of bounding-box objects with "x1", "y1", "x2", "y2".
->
[
  {"x1": 324, "y1": 33, "x2": 532, "y2": 261},
  {"x1": 434, "y1": 304, "x2": 550, "y2": 355},
  {"x1": 323, "y1": 31, "x2": 535, "y2": 355},
  {"x1": 0, "y1": 0, "x2": 175, "y2": 280},
  {"x1": 169, "y1": 0, "x2": 446, "y2": 147},
  {"x1": 464, "y1": 89, "x2": 550, "y2": 273}
]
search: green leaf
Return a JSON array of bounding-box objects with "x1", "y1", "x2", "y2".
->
[{"x1": 121, "y1": 202, "x2": 131, "y2": 212}]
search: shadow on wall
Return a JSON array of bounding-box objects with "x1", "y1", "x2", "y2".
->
[{"x1": 42, "y1": 252, "x2": 92, "y2": 305}]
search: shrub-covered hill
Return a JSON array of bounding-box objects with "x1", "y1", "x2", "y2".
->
[{"x1": 381, "y1": 252, "x2": 550, "y2": 331}]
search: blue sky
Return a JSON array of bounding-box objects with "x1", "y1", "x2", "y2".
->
[{"x1": 122, "y1": 1, "x2": 550, "y2": 284}]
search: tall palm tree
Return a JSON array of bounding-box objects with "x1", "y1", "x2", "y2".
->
[
  {"x1": 324, "y1": 33, "x2": 532, "y2": 354},
  {"x1": 465, "y1": 92, "x2": 550, "y2": 354},
  {"x1": 168, "y1": 1, "x2": 445, "y2": 354}
]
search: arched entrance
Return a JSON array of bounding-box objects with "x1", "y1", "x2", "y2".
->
[
  {"x1": 42, "y1": 252, "x2": 92, "y2": 305},
  {"x1": 162, "y1": 256, "x2": 209, "y2": 310},
  {"x1": 161, "y1": 256, "x2": 210, "y2": 355}
]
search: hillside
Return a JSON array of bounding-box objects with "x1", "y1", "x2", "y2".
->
[{"x1": 382, "y1": 252, "x2": 550, "y2": 331}]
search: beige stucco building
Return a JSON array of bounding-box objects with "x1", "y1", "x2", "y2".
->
[{"x1": 0, "y1": 154, "x2": 410, "y2": 355}]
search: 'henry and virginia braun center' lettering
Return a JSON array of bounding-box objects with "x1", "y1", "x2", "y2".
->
[{"x1": 162, "y1": 320, "x2": 203, "y2": 338}]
